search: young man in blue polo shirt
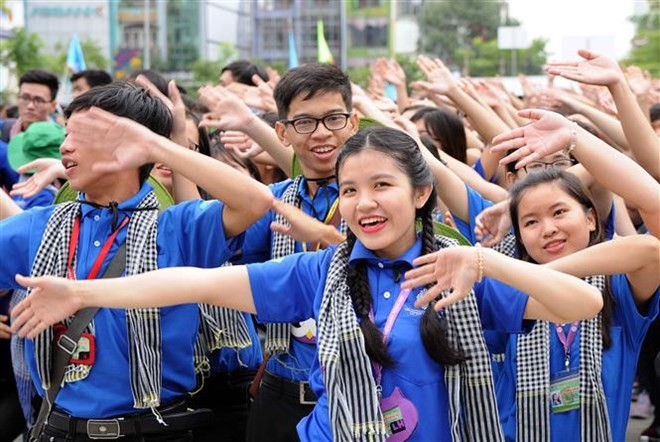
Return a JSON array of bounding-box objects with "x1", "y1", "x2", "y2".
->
[
  {"x1": 204, "y1": 63, "x2": 358, "y2": 441},
  {"x1": 0, "y1": 81, "x2": 273, "y2": 441}
]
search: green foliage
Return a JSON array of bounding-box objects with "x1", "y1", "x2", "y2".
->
[
  {"x1": 624, "y1": 1, "x2": 660, "y2": 76},
  {"x1": 1, "y1": 29, "x2": 109, "y2": 80},
  {"x1": 455, "y1": 37, "x2": 548, "y2": 76},
  {"x1": 418, "y1": 0, "x2": 503, "y2": 63},
  {"x1": 0, "y1": 28, "x2": 45, "y2": 77},
  {"x1": 346, "y1": 66, "x2": 371, "y2": 88}
]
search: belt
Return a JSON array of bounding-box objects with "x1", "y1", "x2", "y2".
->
[
  {"x1": 261, "y1": 371, "x2": 317, "y2": 405},
  {"x1": 46, "y1": 401, "x2": 213, "y2": 440}
]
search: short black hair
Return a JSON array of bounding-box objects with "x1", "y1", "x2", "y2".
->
[
  {"x1": 273, "y1": 64, "x2": 352, "y2": 119},
  {"x1": 70, "y1": 70, "x2": 113, "y2": 88},
  {"x1": 19, "y1": 69, "x2": 59, "y2": 100},
  {"x1": 66, "y1": 81, "x2": 173, "y2": 184},
  {"x1": 221, "y1": 60, "x2": 269, "y2": 86}
]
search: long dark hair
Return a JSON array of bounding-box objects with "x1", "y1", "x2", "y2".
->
[
  {"x1": 509, "y1": 169, "x2": 614, "y2": 348},
  {"x1": 336, "y1": 127, "x2": 465, "y2": 367},
  {"x1": 411, "y1": 107, "x2": 468, "y2": 164}
]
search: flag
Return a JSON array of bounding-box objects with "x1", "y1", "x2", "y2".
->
[
  {"x1": 288, "y1": 29, "x2": 299, "y2": 69},
  {"x1": 66, "y1": 34, "x2": 87, "y2": 73},
  {"x1": 317, "y1": 20, "x2": 334, "y2": 64}
]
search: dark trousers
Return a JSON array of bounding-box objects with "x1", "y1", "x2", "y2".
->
[
  {"x1": 0, "y1": 378, "x2": 26, "y2": 442},
  {"x1": 639, "y1": 317, "x2": 660, "y2": 426},
  {"x1": 38, "y1": 427, "x2": 193, "y2": 442},
  {"x1": 245, "y1": 376, "x2": 314, "y2": 442},
  {"x1": 189, "y1": 371, "x2": 255, "y2": 442}
]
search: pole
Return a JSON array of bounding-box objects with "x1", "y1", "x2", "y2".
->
[
  {"x1": 340, "y1": 0, "x2": 347, "y2": 70},
  {"x1": 144, "y1": 0, "x2": 151, "y2": 69}
]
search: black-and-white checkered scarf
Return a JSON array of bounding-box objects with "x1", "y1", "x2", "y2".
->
[
  {"x1": 193, "y1": 262, "x2": 253, "y2": 376},
  {"x1": 516, "y1": 274, "x2": 611, "y2": 442},
  {"x1": 317, "y1": 236, "x2": 504, "y2": 441},
  {"x1": 31, "y1": 192, "x2": 164, "y2": 409}
]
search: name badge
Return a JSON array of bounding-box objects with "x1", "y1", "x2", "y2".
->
[
  {"x1": 380, "y1": 387, "x2": 419, "y2": 441},
  {"x1": 54, "y1": 325, "x2": 96, "y2": 366},
  {"x1": 550, "y1": 369, "x2": 580, "y2": 413}
]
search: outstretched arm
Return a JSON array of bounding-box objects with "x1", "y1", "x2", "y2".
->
[
  {"x1": 547, "y1": 49, "x2": 660, "y2": 180},
  {"x1": 402, "y1": 246, "x2": 603, "y2": 324},
  {"x1": 67, "y1": 106, "x2": 274, "y2": 237},
  {"x1": 491, "y1": 109, "x2": 660, "y2": 238},
  {"x1": 546, "y1": 235, "x2": 660, "y2": 304},
  {"x1": 11, "y1": 265, "x2": 256, "y2": 339}
]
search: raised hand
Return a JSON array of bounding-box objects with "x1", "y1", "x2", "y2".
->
[
  {"x1": 546, "y1": 49, "x2": 624, "y2": 87},
  {"x1": 66, "y1": 107, "x2": 159, "y2": 174},
  {"x1": 10, "y1": 158, "x2": 65, "y2": 198},
  {"x1": 403, "y1": 247, "x2": 480, "y2": 311},
  {"x1": 412, "y1": 55, "x2": 458, "y2": 96},
  {"x1": 270, "y1": 199, "x2": 344, "y2": 246},
  {"x1": 11, "y1": 274, "x2": 83, "y2": 339},
  {"x1": 135, "y1": 76, "x2": 187, "y2": 146},
  {"x1": 490, "y1": 109, "x2": 575, "y2": 169},
  {"x1": 475, "y1": 200, "x2": 512, "y2": 247},
  {"x1": 250, "y1": 74, "x2": 277, "y2": 113},
  {"x1": 198, "y1": 85, "x2": 256, "y2": 131}
]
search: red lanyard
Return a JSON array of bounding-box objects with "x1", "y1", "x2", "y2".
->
[
  {"x1": 66, "y1": 215, "x2": 130, "y2": 280},
  {"x1": 553, "y1": 322, "x2": 580, "y2": 371},
  {"x1": 369, "y1": 288, "x2": 412, "y2": 386}
]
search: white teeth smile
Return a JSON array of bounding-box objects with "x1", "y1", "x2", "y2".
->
[
  {"x1": 360, "y1": 216, "x2": 386, "y2": 226},
  {"x1": 312, "y1": 146, "x2": 334, "y2": 154},
  {"x1": 63, "y1": 160, "x2": 77, "y2": 169}
]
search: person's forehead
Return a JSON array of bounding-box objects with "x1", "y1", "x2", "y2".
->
[
  {"x1": 19, "y1": 82, "x2": 52, "y2": 98},
  {"x1": 287, "y1": 90, "x2": 347, "y2": 118}
]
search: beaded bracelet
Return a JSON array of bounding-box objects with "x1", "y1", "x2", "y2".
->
[
  {"x1": 566, "y1": 122, "x2": 579, "y2": 154},
  {"x1": 475, "y1": 243, "x2": 484, "y2": 283}
]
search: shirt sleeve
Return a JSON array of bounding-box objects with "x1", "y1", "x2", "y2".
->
[
  {"x1": 474, "y1": 277, "x2": 533, "y2": 334},
  {"x1": 247, "y1": 249, "x2": 330, "y2": 324},
  {"x1": 234, "y1": 210, "x2": 273, "y2": 264},
  {"x1": 0, "y1": 208, "x2": 47, "y2": 289},
  {"x1": 452, "y1": 184, "x2": 494, "y2": 245},
  {"x1": 159, "y1": 199, "x2": 244, "y2": 268},
  {"x1": 611, "y1": 273, "x2": 660, "y2": 347}
]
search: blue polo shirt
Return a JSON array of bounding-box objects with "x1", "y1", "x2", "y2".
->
[
  {"x1": 0, "y1": 182, "x2": 243, "y2": 418},
  {"x1": 494, "y1": 274, "x2": 660, "y2": 442},
  {"x1": 247, "y1": 237, "x2": 530, "y2": 441},
  {"x1": 236, "y1": 177, "x2": 339, "y2": 382}
]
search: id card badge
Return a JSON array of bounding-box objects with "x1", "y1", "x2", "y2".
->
[
  {"x1": 53, "y1": 325, "x2": 96, "y2": 365},
  {"x1": 550, "y1": 369, "x2": 580, "y2": 413},
  {"x1": 380, "y1": 387, "x2": 419, "y2": 441}
]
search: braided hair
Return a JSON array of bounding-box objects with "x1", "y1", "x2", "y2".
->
[{"x1": 337, "y1": 127, "x2": 465, "y2": 367}]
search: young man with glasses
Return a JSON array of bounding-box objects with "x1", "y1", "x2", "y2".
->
[
  {"x1": 206, "y1": 63, "x2": 358, "y2": 441},
  {"x1": 12, "y1": 70, "x2": 60, "y2": 138}
]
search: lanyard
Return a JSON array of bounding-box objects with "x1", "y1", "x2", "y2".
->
[
  {"x1": 66, "y1": 215, "x2": 130, "y2": 280},
  {"x1": 553, "y1": 321, "x2": 580, "y2": 372},
  {"x1": 370, "y1": 288, "x2": 412, "y2": 386},
  {"x1": 302, "y1": 197, "x2": 340, "y2": 252}
]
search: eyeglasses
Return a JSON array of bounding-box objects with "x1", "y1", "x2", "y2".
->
[
  {"x1": 18, "y1": 94, "x2": 51, "y2": 106},
  {"x1": 524, "y1": 158, "x2": 575, "y2": 173},
  {"x1": 283, "y1": 113, "x2": 351, "y2": 135}
]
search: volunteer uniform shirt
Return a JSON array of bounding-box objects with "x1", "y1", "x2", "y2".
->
[
  {"x1": 494, "y1": 274, "x2": 660, "y2": 442},
  {"x1": 0, "y1": 182, "x2": 243, "y2": 418},
  {"x1": 247, "y1": 237, "x2": 530, "y2": 441},
  {"x1": 237, "y1": 178, "x2": 339, "y2": 382}
]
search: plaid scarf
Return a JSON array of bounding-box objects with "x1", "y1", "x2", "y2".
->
[
  {"x1": 516, "y1": 274, "x2": 611, "y2": 442},
  {"x1": 31, "y1": 192, "x2": 165, "y2": 409},
  {"x1": 266, "y1": 176, "x2": 346, "y2": 354},
  {"x1": 193, "y1": 262, "x2": 253, "y2": 376},
  {"x1": 317, "y1": 236, "x2": 504, "y2": 441}
]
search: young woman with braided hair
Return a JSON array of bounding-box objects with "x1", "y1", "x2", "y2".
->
[{"x1": 12, "y1": 127, "x2": 603, "y2": 442}]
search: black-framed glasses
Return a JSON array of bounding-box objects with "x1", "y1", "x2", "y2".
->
[
  {"x1": 524, "y1": 158, "x2": 575, "y2": 173},
  {"x1": 18, "y1": 94, "x2": 51, "y2": 106},
  {"x1": 283, "y1": 113, "x2": 351, "y2": 134}
]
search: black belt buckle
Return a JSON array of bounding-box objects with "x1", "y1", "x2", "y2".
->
[
  {"x1": 86, "y1": 418, "x2": 123, "y2": 439},
  {"x1": 298, "y1": 382, "x2": 316, "y2": 405}
]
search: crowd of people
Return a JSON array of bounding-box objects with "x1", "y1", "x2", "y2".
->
[{"x1": 0, "y1": 49, "x2": 658, "y2": 442}]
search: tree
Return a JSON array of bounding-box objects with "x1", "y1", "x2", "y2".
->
[
  {"x1": 455, "y1": 37, "x2": 548, "y2": 77},
  {"x1": 624, "y1": 0, "x2": 660, "y2": 76},
  {"x1": 418, "y1": 0, "x2": 504, "y2": 64},
  {"x1": 0, "y1": 27, "x2": 45, "y2": 78}
]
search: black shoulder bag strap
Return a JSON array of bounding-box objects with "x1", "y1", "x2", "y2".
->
[{"x1": 30, "y1": 244, "x2": 127, "y2": 441}]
